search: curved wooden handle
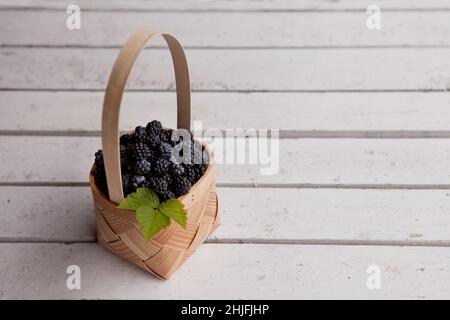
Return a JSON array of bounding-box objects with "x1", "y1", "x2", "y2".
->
[{"x1": 102, "y1": 26, "x2": 191, "y2": 204}]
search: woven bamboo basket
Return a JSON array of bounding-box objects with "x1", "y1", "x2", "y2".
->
[{"x1": 89, "y1": 27, "x2": 220, "y2": 280}]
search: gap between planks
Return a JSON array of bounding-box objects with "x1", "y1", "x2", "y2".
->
[
  {"x1": 2, "y1": 89, "x2": 449, "y2": 93},
  {"x1": 1, "y1": 182, "x2": 450, "y2": 190},
  {"x1": 3, "y1": 130, "x2": 450, "y2": 139},
  {"x1": 5, "y1": 45, "x2": 450, "y2": 50},
  {"x1": 3, "y1": 48, "x2": 450, "y2": 91},
  {"x1": 3, "y1": 10, "x2": 450, "y2": 48},
  {"x1": 2, "y1": 88, "x2": 450, "y2": 93},
  {"x1": 2, "y1": 7, "x2": 450, "y2": 13},
  {"x1": 2, "y1": 238, "x2": 450, "y2": 248}
]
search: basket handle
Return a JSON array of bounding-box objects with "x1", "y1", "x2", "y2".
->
[{"x1": 102, "y1": 27, "x2": 191, "y2": 204}]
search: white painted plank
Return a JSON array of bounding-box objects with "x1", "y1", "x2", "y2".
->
[
  {"x1": 1, "y1": 186, "x2": 450, "y2": 243},
  {"x1": 2, "y1": 48, "x2": 450, "y2": 91},
  {"x1": 1, "y1": 0, "x2": 449, "y2": 11},
  {"x1": 0, "y1": 186, "x2": 95, "y2": 242},
  {"x1": 2, "y1": 11, "x2": 450, "y2": 47},
  {"x1": 3, "y1": 91, "x2": 450, "y2": 134},
  {"x1": 1, "y1": 136, "x2": 450, "y2": 185},
  {"x1": 1, "y1": 243, "x2": 450, "y2": 299}
]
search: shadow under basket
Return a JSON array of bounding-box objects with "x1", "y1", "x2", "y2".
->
[{"x1": 89, "y1": 158, "x2": 220, "y2": 280}]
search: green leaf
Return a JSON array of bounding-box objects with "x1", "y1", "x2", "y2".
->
[
  {"x1": 117, "y1": 187, "x2": 159, "y2": 210},
  {"x1": 117, "y1": 187, "x2": 186, "y2": 240},
  {"x1": 159, "y1": 199, "x2": 187, "y2": 229},
  {"x1": 136, "y1": 206, "x2": 171, "y2": 240}
]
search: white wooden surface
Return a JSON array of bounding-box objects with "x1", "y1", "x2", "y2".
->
[
  {"x1": 2, "y1": 11, "x2": 450, "y2": 47},
  {"x1": 3, "y1": 48, "x2": 450, "y2": 90},
  {"x1": 1, "y1": 0, "x2": 450, "y2": 299},
  {"x1": 2, "y1": 243, "x2": 450, "y2": 299},
  {"x1": 4, "y1": 91, "x2": 450, "y2": 137},
  {"x1": 3, "y1": 137, "x2": 450, "y2": 186},
  {"x1": 1, "y1": 0, "x2": 450, "y2": 11},
  {"x1": 2, "y1": 186, "x2": 450, "y2": 244}
]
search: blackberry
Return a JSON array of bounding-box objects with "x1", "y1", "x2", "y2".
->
[
  {"x1": 159, "y1": 142, "x2": 173, "y2": 160},
  {"x1": 121, "y1": 161, "x2": 133, "y2": 175},
  {"x1": 93, "y1": 120, "x2": 207, "y2": 201},
  {"x1": 160, "y1": 173, "x2": 173, "y2": 185},
  {"x1": 120, "y1": 144, "x2": 129, "y2": 163},
  {"x1": 154, "y1": 158, "x2": 170, "y2": 175},
  {"x1": 160, "y1": 129, "x2": 173, "y2": 144},
  {"x1": 158, "y1": 190, "x2": 175, "y2": 202},
  {"x1": 129, "y1": 134, "x2": 144, "y2": 146},
  {"x1": 132, "y1": 175, "x2": 146, "y2": 189},
  {"x1": 172, "y1": 177, "x2": 192, "y2": 197},
  {"x1": 147, "y1": 133, "x2": 161, "y2": 148},
  {"x1": 146, "y1": 177, "x2": 168, "y2": 195},
  {"x1": 120, "y1": 133, "x2": 132, "y2": 146},
  {"x1": 95, "y1": 150, "x2": 104, "y2": 168},
  {"x1": 146, "y1": 149, "x2": 157, "y2": 162},
  {"x1": 122, "y1": 173, "x2": 133, "y2": 195},
  {"x1": 120, "y1": 145, "x2": 134, "y2": 174},
  {"x1": 94, "y1": 169, "x2": 106, "y2": 189},
  {"x1": 170, "y1": 163, "x2": 185, "y2": 176},
  {"x1": 183, "y1": 164, "x2": 196, "y2": 183},
  {"x1": 135, "y1": 159, "x2": 151, "y2": 175},
  {"x1": 194, "y1": 163, "x2": 208, "y2": 180},
  {"x1": 146, "y1": 120, "x2": 162, "y2": 136},
  {"x1": 93, "y1": 150, "x2": 108, "y2": 194},
  {"x1": 135, "y1": 125, "x2": 147, "y2": 137},
  {"x1": 95, "y1": 173, "x2": 108, "y2": 196},
  {"x1": 130, "y1": 141, "x2": 151, "y2": 161}
]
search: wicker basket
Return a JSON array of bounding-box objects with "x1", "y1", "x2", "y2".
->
[{"x1": 88, "y1": 27, "x2": 220, "y2": 280}]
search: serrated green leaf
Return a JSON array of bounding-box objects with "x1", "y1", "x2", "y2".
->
[
  {"x1": 159, "y1": 199, "x2": 187, "y2": 229},
  {"x1": 136, "y1": 206, "x2": 171, "y2": 240},
  {"x1": 117, "y1": 187, "x2": 159, "y2": 210}
]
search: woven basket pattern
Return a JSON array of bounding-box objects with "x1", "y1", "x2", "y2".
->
[{"x1": 90, "y1": 164, "x2": 220, "y2": 279}]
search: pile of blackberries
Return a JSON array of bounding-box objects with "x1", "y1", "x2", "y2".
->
[{"x1": 93, "y1": 120, "x2": 209, "y2": 202}]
